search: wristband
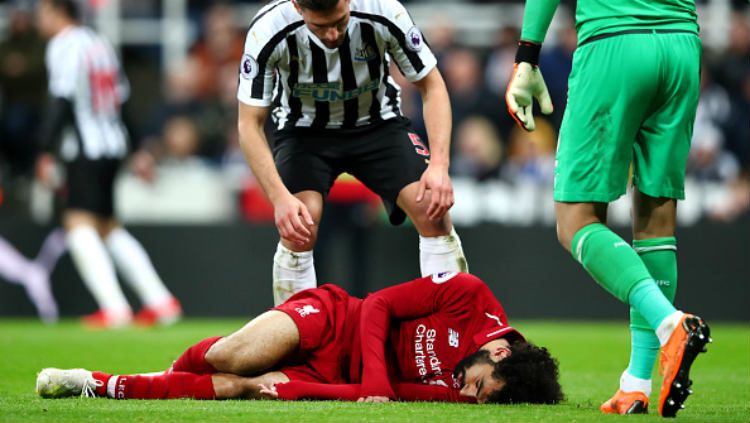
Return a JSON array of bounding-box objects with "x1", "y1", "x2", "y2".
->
[{"x1": 515, "y1": 41, "x2": 542, "y2": 66}]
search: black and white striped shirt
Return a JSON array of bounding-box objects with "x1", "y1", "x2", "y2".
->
[
  {"x1": 45, "y1": 26, "x2": 129, "y2": 160},
  {"x1": 237, "y1": 0, "x2": 437, "y2": 130}
]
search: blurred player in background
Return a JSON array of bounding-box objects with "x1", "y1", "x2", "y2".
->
[
  {"x1": 237, "y1": 0, "x2": 467, "y2": 305},
  {"x1": 36, "y1": 272, "x2": 562, "y2": 405},
  {"x1": 34, "y1": 0, "x2": 181, "y2": 328},
  {"x1": 505, "y1": 0, "x2": 712, "y2": 417}
]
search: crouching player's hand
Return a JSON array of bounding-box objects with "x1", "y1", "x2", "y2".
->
[
  {"x1": 505, "y1": 40, "x2": 553, "y2": 132},
  {"x1": 357, "y1": 396, "x2": 390, "y2": 403},
  {"x1": 258, "y1": 383, "x2": 279, "y2": 400}
]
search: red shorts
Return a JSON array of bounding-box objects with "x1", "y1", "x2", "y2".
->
[{"x1": 273, "y1": 284, "x2": 361, "y2": 384}]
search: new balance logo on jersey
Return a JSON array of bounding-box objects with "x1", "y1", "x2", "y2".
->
[
  {"x1": 295, "y1": 305, "x2": 320, "y2": 317},
  {"x1": 448, "y1": 328, "x2": 459, "y2": 348},
  {"x1": 292, "y1": 80, "x2": 380, "y2": 102}
]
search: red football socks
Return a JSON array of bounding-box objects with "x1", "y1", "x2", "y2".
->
[
  {"x1": 92, "y1": 371, "x2": 215, "y2": 400},
  {"x1": 171, "y1": 336, "x2": 222, "y2": 374}
]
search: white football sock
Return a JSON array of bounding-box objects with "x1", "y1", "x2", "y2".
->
[
  {"x1": 105, "y1": 227, "x2": 172, "y2": 307},
  {"x1": 620, "y1": 370, "x2": 652, "y2": 396},
  {"x1": 67, "y1": 225, "x2": 130, "y2": 312},
  {"x1": 273, "y1": 242, "x2": 316, "y2": 306},
  {"x1": 419, "y1": 226, "x2": 469, "y2": 276},
  {"x1": 656, "y1": 311, "x2": 685, "y2": 346}
]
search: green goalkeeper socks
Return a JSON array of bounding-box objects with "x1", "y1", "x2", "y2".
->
[
  {"x1": 571, "y1": 224, "x2": 677, "y2": 324},
  {"x1": 571, "y1": 223, "x2": 652, "y2": 302},
  {"x1": 626, "y1": 237, "x2": 678, "y2": 380}
]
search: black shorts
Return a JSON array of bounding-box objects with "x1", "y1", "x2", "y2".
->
[
  {"x1": 64, "y1": 158, "x2": 121, "y2": 217},
  {"x1": 273, "y1": 117, "x2": 429, "y2": 225}
]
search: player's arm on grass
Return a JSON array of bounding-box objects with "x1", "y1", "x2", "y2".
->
[
  {"x1": 237, "y1": 28, "x2": 314, "y2": 246},
  {"x1": 505, "y1": 0, "x2": 559, "y2": 131},
  {"x1": 359, "y1": 273, "x2": 480, "y2": 401},
  {"x1": 269, "y1": 381, "x2": 474, "y2": 403},
  {"x1": 413, "y1": 68, "x2": 454, "y2": 221}
]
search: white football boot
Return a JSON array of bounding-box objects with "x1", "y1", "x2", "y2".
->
[{"x1": 36, "y1": 368, "x2": 101, "y2": 398}]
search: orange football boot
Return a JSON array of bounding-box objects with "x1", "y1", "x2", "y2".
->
[
  {"x1": 601, "y1": 389, "x2": 649, "y2": 414},
  {"x1": 658, "y1": 314, "x2": 711, "y2": 417}
]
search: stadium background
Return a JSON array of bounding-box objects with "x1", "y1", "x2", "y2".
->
[{"x1": 0, "y1": 0, "x2": 748, "y2": 321}]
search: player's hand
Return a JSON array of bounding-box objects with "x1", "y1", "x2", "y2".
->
[
  {"x1": 505, "y1": 62, "x2": 553, "y2": 132},
  {"x1": 258, "y1": 383, "x2": 279, "y2": 400},
  {"x1": 357, "y1": 396, "x2": 390, "y2": 403},
  {"x1": 416, "y1": 163, "x2": 454, "y2": 221},
  {"x1": 34, "y1": 153, "x2": 56, "y2": 187},
  {"x1": 273, "y1": 193, "x2": 314, "y2": 246}
]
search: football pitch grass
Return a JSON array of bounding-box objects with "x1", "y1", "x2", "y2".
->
[{"x1": 1, "y1": 319, "x2": 748, "y2": 423}]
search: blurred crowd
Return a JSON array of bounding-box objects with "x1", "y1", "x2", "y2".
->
[{"x1": 0, "y1": 1, "x2": 748, "y2": 226}]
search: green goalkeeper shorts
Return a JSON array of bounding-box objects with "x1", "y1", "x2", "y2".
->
[{"x1": 554, "y1": 30, "x2": 701, "y2": 202}]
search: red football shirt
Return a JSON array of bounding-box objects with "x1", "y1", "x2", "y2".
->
[
  {"x1": 359, "y1": 272, "x2": 524, "y2": 398},
  {"x1": 275, "y1": 272, "x2": 524, "y2": 402}
]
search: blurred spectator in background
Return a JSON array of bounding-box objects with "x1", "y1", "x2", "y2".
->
[
  {"x1": 715, "y1": 13, "x2": 750, "y2": 171},
  {"x1": 117, "y1": 115, "x2": 234, "y2": 223},
  {"x1": 501, "y1": 117, "x2": 556, "y2": 186},
  {"x1": 485, "y1": 26, "x2": 519, "y2": 95},
  {"x1": 425, "y1": 18, "x2": 456, "y2": 69},
  {"x1": 452, "y1": 116, "x2": 504, "y2": 181},
  {"x1": 0, "y1": 3, "x2": 46, "y2": 179},
  {"x1": 538, "y1": 20, "x2": 576, "y2": 128},
  {"x1": 442, "y1": 47, "x2": 503, "y2": 141},
  {"x1": 687, "y1": 64, "x2": 738, "y2": 183},
  {"x1": 189, "y1": 2, "x2": 243, "y2": 101},
  {"x1": 483, "y1": 26, "x2": 521, "y2": 140},
  {"x1": 140, "y1": 58, "x2": 203, "y2": 149}
]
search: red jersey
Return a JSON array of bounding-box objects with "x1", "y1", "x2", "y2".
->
[
  {"x1": 359, "y1": 272, "x2": 524, "y2": 398},
  {"x1": 274, "y1": 272, "x2": 523, "y2": 402}
]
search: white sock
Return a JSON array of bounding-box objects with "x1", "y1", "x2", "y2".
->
[
  {"x1": 273, "y1": 242, "x2": 316, "y2": 306},
  {"x1": 67, "y1": 226, "x2": 130, "y2": 312},
  {"x1": 620, "y1": 370, "x2": 652, "y2": 396},
  {"x1": 107, "y1": 375, "x2": 119, "y2": 398},
  {"x1": 105, "y1": 228, "x2": 172, "y2": 307},
  {"x1": 656, "y1": 311, "x2": 685, "y2": 346},
  {"x1": 419, "y1": 226, "x2": 469, "y2": 276}
]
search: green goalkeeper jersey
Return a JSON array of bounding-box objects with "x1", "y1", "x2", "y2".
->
[{"x1": 520, "y1": 0, "x2": 699, "y2": 45}]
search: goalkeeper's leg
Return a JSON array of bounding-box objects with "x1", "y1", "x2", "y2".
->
[{"x1": 626, "y1": 194, "x2": 680, "y2": 391}]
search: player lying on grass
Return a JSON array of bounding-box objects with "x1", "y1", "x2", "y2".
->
[{"x1": 36, "y1": 272, "x2": 563, "y2": 404}]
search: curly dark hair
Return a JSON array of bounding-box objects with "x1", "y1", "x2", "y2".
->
[
  {"x1": 295, "y1": 0, "x2": 341, "y2": 11},
  {"x1": 486, "y1": 341, "x2": 564, "y2": 404}
]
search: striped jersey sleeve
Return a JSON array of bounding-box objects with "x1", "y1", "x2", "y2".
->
[
  {"x1": 237, "y1": 2, "x2": 300, "y2": 107},
  {"x1": 377, "y1": 0, "x2": 436, "y2": 82}
]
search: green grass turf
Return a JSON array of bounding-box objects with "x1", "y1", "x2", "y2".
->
[{"x1": 1, "y1": 319, "x2": 748, "y2": 422}]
